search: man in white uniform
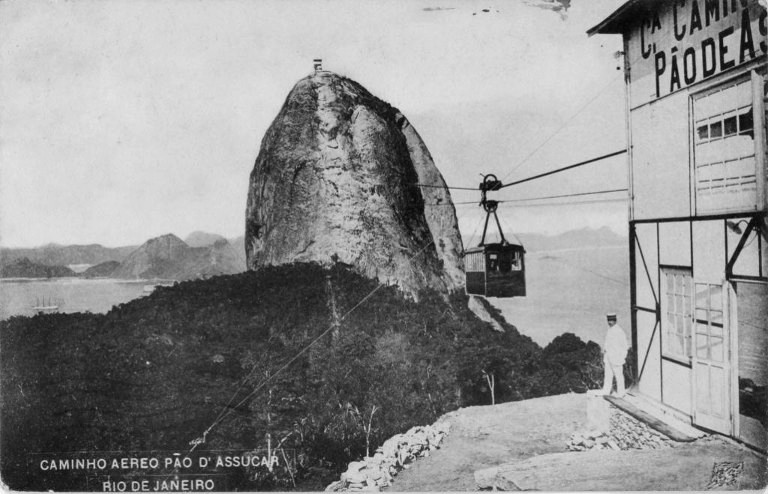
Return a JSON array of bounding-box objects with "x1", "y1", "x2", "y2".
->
[{"x1": 599, "y1": 313, "x2": 629, "y2": 397}]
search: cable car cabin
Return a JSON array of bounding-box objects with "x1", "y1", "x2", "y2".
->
[{"x1": 464, "y1": 243, "x2": 526, "y2": 298}]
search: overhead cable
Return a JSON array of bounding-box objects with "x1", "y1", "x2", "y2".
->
[
  {"x1": 499, "y1": 188, "x2": 628, "y2": 202},
  {"x1": 499, "y1": 150, "x2": 626, "y2": 189}
]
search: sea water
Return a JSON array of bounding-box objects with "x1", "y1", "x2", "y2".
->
[
  {"x1": 492, "y1": 246, "x2": 630, "y2": 347},
  {"x1": 0, "y1": 278, "x2": 148, "y2": 320}
]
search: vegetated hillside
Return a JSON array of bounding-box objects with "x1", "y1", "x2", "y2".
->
[
  {"x1": 0, "y1": 263, "x2": 602, "y2": 491},
  {"x1": 0, "y1": 243, "x2": 136, "y2": 266},
  {"x1": 81, "y1": 260, "x2": 121, "y2": 278},
  {"x1": 0, "y1": 257, "x2": 76, "y2": 278}
]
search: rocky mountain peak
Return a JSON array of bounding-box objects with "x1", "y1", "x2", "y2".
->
[{"x1": 245, "y1": 72, "x2": 464, "y2": 297}]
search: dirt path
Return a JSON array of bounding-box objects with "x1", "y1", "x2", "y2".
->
[
  {"x1": 388, "y1": 394, "x2": 588, "y2": 491},
  {"x1": 386, "y1": 393, "x2": 766, "y2": 491}
]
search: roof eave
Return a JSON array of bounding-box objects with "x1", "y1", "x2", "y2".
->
[{"x1": 587, "y1": 0, "x2": 645, "y2": 36}]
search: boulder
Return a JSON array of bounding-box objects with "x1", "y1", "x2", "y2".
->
[{"x1": 245, "y1": 71, "x2": 464, "y2": 299}]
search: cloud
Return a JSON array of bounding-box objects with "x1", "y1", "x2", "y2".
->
[
  {"x1": 422, "y1": 6, "x2": 456, "y2": 11},
  {"x1": 523, "y1": 0, "x2": 571, "y2": 19}
]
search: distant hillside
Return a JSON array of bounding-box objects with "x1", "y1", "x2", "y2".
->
[
  {"x1": 81, "y1": 260, "x2": 121, "y2": 278},
  {"x1": 0, "y1": 243, "x2": 136, "y2": 266},
  {"x1": 112, "y1": 234, "x2": 244, "y2": 280},
  {"x1": 184, "y1": 231, "x2": 227, "y2": 247},
  {"x1": 517, "y1": 227, "x2": 627, "y2": 253},
  {"x1": 0, "y1": 258, "x2": 76, "y2": 278},
  {"x1": 227, "y1": 235, "x2": 247, "y2": 268}
]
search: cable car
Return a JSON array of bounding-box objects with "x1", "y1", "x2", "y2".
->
[{"x1": 464, "y1": 174, "x2": 526, "y2": 298}]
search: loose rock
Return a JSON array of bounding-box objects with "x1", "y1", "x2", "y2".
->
[{"x1": 565, "y1": 404, "x2": 678, "y2": 452}]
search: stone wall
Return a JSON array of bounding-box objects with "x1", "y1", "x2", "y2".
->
[{"x1": 325, "y1": 422, "x2": 451, "y2": 492}]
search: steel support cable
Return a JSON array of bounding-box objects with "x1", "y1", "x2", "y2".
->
[
  {"x1": 413, "y1": 183, "x2": 478, "y2": 191},
  {"x1": 424, "y1": 188, "x2": 628, "y2": 207},
  {"x1": 382, "y1": 150, "x2": 627, "y2": 196},
  {"x1": 498, "y1": 151, "x2": 627, "y2": 189},
  {"x1": 497, "y1": 196, "x2": 627, "y2": 208},
  {"x1": 500, "y1": 188, "x2": 628, "y2": 202}
]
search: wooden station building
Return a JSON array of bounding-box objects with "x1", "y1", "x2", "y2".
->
[{"x1": 590, "y1": 0, "x2": 767, "y2": 449}]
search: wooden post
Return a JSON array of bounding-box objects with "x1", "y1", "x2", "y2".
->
[{"x1": 752, "y1": 70, "x2": 766, "y2": 212}]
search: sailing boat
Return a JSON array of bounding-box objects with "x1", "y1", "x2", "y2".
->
[{"x1": 31, "y1": 296, "x2": 60, "y2": 314}]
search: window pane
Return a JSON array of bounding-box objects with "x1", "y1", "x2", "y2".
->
[
  {"x1": 697, "y1": 332, "x2": 709, "y2": 359},
  {"x1": 710, "y1": 285, "x2": 722, "y2": 310},
  {"x1": 710, "y1": 336, "x2": 724, "y2": 362},
  {"x1": 739, "y1": 108, "x2": 753, "y2": 134},
  {"x1": 711, "y1": 310, "x2": 723, "y2": 325},
  {"x1": 663, "y1": 268, "x2": 693, "y2": 358},
  {"x1": 694, "y1": 80, "x2": 757, "y2": 212},
  {"x1": 696, "y1": 321, "x2": 710, "y2": 336},
  {"x1": 695, "y1": 284, "x2": 709, "y2": 309},
  {"x1": 669, "y1": 333, "x2": 682, "y2": 355},
  {"x1": 710, "y1": 121, "x2": 723, "y2": 138}
]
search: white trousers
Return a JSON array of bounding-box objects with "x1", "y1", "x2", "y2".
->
[{"x1": 601, "y1": 353, "x2": 625, "y2": 395}]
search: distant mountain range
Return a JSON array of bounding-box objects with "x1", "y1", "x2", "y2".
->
[
  {"x1": 0, "y1": 258, "x2": 76, "y2": 279},
  {"x1": 516, "y1": 226, "x2": 626, "y2": 252},
  {"x1": 0, "y1": 231, "x2": 247, "y2": 280},
  {"x1": 0, "y1": 227, "x2": 623, "y2": 279},
  {"x1": 0, "y1": 243, "x2": 137, "y2": 267}
]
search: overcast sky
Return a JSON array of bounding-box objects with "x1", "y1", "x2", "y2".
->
[{"x1": 0, "y1": 0, "x2": 627, "y2": 248}]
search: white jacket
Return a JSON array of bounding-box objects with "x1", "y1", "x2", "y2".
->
[{"x1": 604, "y1": 323, "x2": 629, "y2": 364}]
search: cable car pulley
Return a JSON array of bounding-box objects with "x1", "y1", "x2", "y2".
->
[{"x1": 478, "y1": 174, "x2": 506, "y2": 246}]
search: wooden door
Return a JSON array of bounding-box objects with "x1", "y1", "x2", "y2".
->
[{"x1": 691, "y1": 281, "x2": 732, "y2": 434}]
